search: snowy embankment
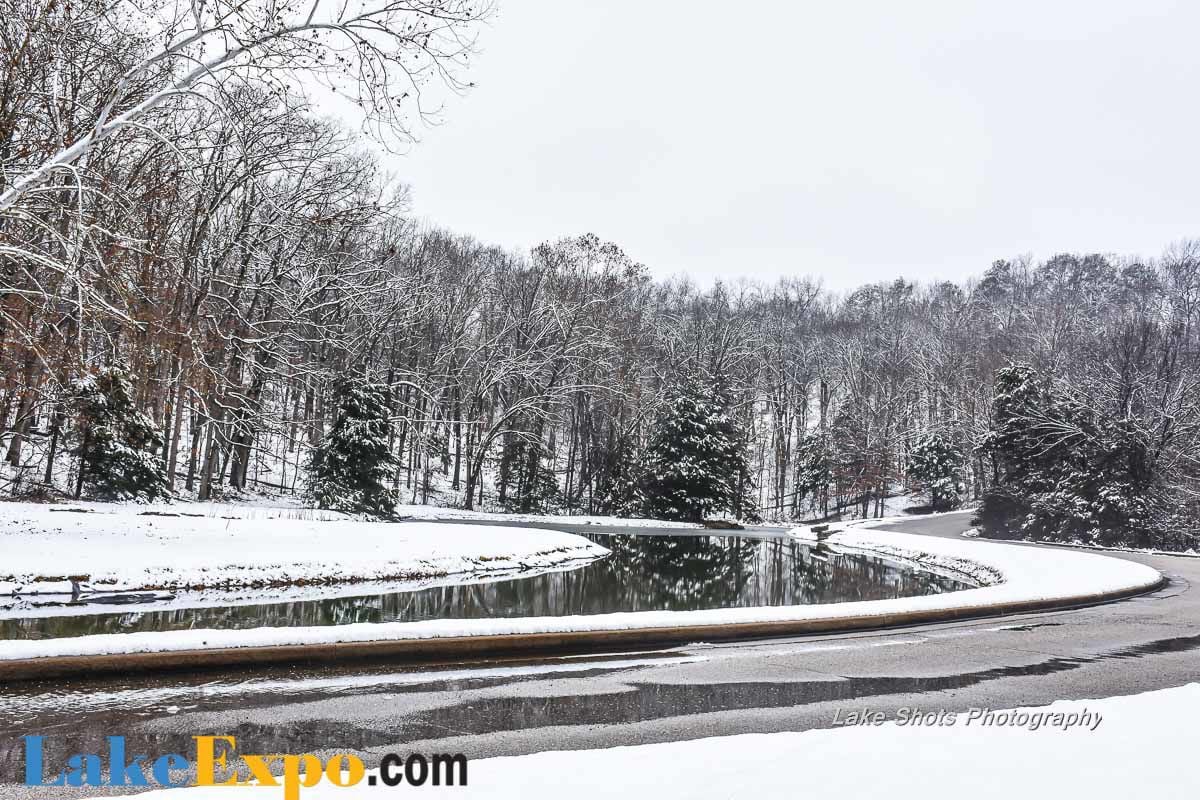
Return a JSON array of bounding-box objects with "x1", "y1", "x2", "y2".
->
[
  {"x1": 0, "y1": 510, "x2": 1163, "y2": 664},
  {"x1": 964, "y1": 525, "x2": 1200, "y2": 558},
  {"x1": 84, "y1": 684, "x2": 1200, "y2": 799},
  {"x1": 0, "y1": 502, "x2": 609, "y2": 596},
  {"x1": 394, "y1": 504, "x2": 704, "y2": 528},
  {"x1": 20, "y1": 498, "x2": 705, "y2": 528},
  {"x1": 791, "y1": 513, "x2": 1163, "y2": 605}
]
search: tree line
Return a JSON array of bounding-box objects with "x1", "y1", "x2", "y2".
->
[{"x1": 2, "y1": 0, "x2": 1198, "y2": 548}]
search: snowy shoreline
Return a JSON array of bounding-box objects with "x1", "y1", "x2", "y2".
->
[
  {"x1": 0, "y1": 510, "x2": 1163, "y2": 664},
  {"x1": 0, "y1": 502, "x2": 610, "y2": 596},
  {"x1": 788, "y1": 514, "x2": 1162, "y2": 607}
]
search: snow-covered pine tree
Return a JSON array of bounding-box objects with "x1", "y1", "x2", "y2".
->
[
  {"x1": 521, "y1": 456, "x2": 562, "y2": 514},
  {"x1": 592, "y1": 434, "x2": 641, "y2": 516},
  {"x1": 978, "y1": 364, "x2": 1161, "y2": 547},
  {"x1": 976, "y1": 365, "x2": 1050, "y2": 536},
  {"x1": 307, "y1": 377, "x2": 398, "y2": 517},
  {"x1": 794, "y1": 433, "x2": 834, "y2": 516},
  {"x1": 71, "y1": 366, "x2": 168, "y2": 500},
  {"x1": 907, "y1": 433, "x2": 965, "y2": 511},
  {"x1": 496, "y1": 438, "x2": 562, "y2": 513},
  {"x1": 639, "y1": 375, "x2": 752, "y2": 523}
]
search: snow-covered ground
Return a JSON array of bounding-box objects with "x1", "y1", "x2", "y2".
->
[
  {"x1": 0, "y1": 566, "x2": 585, "y2": 621},
  {"x1": 0, "y1": 509, "x2": 1161, "y2": 662},
  {"x1": 964, "y1": 525, "x2": 1200, "y2": 558},
  {"x1": 791, "y1": 513, "x2": 1161, "y2": 600},
  {"x1": 0, "y1": 502, "x2": 609, "y2": 596},
  {"x1": 82, "y1": 684, "x2": 1200, "y2": 799},
  {"x1": 392, "y1": 503, "x2": 703, "y2": 528},
  {"x1": 21, "y1": 498, "x2": 704, "y2": 528}
]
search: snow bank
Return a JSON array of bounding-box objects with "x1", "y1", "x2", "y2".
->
[
  {"x1": 29, "y1": 499, "x2": 355, "y2": 522},
  {"x1": 0, "y1": 502, "x2": 609, "y2": 596},
  {"x1": 84, "y1": 684, "x2": 1200, "y2": 799},
  {"x1": 0, "y1": 510, "x2": 1162, "y2": 662},
  {"x1": 966, "y1": 527, "x2": 1200, "y2": 558},
  {"x1": 17, "y1": 498, "x2": 704, "y2": 527},
  {"x1": 791, "y1": 514, "x2": 1162, "y2": 605},
  {"x1": 0, "y1": 566, "x2": 582, "y2": 621},
  {"x1": 391, "y1": 504, "x2": 702, "y2": 528}
]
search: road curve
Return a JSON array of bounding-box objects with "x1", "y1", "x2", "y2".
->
[{"x1": 1, "y1": 512, "x2": 1197, "y2": 798}]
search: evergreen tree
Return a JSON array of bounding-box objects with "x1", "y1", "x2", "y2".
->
[
  {"x1": 307, "y1": 377, "x2": 398, "y2": 517},
  {"x1": 907, "y1": 433, "x2": 965, "y2": 511},
  {"x1": 639, "y1": 375, "x2": 752, "y2": 522},
  {"x1": 978, "y1": 365, "x2": 1160, "y2": 547},
  {"x1": 520, "y1": 455, "x2": 562, "y2": 514},
  {"x1": 795, "y1": 434, "x2": 834, "y2": 515},
  {"x1": 497, "y1": 438, "x2": 562, "y2": 513},
  {"x1": 496, "y1": 434, "x2": 523, "y2": 509},
  {"x1": 71, "y1": 366, "x2": 168, "y2": 500},
  {"x1": 592, "y1": 434, "x2": 641, "y2": 516}
]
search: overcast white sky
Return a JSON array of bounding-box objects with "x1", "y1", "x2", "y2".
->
[{"x1": 392, "y1": 1, "x2": 1200, "y2": 289}]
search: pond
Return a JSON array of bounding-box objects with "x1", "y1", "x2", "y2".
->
[{"x1": 0, "y1": 533, "x2": 973, "y2": 640}]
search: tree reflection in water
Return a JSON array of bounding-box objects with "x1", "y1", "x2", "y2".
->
[{"x1": 1, "y1": 535, "x2": 971, "y2": 640}]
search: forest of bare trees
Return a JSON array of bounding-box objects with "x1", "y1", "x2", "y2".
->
[{"x1": 3, "y1": 0, "x2": 1199, "y2": 547}]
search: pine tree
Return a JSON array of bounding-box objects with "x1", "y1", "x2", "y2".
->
[
  {"x1": 978, "y1": 365, "x2": 1160, "y2": 547},
  {"x1": 497, "y1": 438, "x2": 562, "y2": 513},
  {"x1": 795, "y1": 434, "x2": 834, "y2": 515},
  {"x1": 307, "y1": 377, "x2": 398, "y2": 517},
  {"x1": 71, "y1": 366, "x2": 168, "y2": 500},
  {"x1": 639, "y1": 375, "x2": 752, "y2": 522},
  {"x1": 907, "y1": 433, "x2": 965, "y2": 511},
  {"x1": 593, "y1": 434, "x2": 641, "y2": 516},
  {"x1": 521, "y1": 455, "x2": 562, "y2": 514}
]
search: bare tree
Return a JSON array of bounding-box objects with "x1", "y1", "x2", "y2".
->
[{"x1": 0, "y1": 0, "x2": 490, "y2": 212}]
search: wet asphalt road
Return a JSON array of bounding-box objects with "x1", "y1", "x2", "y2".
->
[{"x1": 1, "y1": 512, "x2": 1198, "y2": 797}]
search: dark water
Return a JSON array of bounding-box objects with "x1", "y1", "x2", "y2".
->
[{"x1": 0, "y1": 534, "x2": 971, "y2": 640}]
